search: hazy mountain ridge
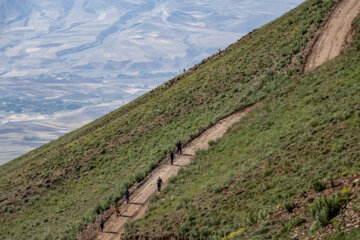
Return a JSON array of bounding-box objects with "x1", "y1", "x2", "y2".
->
[
  {"x1": 0, "y1": 0, "x2": 304, "y2": 163},
  {"x1": 1, "y1": 0, "x2": 303, "y2": 79}
]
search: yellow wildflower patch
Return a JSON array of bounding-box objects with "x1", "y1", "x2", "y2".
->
[{"x1": 221, "y1": 227, "x2": 248, "y2": 240}]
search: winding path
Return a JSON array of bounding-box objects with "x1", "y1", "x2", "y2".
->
[
  {"x1": 305, "y1": 0, "x2": 360, "y2": 71},
  {"x1": 86, "y1": 105, "x2": 256, "y2": 240}
]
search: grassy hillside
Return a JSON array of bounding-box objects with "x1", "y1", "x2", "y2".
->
[
  {"x1": 123, "y1": 13, "x2": 360, "y2": 239},
  {"x1": 0, "y1": 0, "x2": 341, "y2": 239}
]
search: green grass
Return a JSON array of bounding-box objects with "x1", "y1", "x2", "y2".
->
[
  {"x1": 311, "y1": 178, "x2": 326, "y2": 192},
  {"x1": 327, "y1": 227, "x2": 360, "y2": 240},
  {"x1": 123, "y1": 11, "x2": 360, "y2": 240},
  {"x1": 0, "y1": 0, "x2": 343, "y2": 239}
]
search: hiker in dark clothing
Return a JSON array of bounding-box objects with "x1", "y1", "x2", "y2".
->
[
  {"x1": 176, "y1": 141, "x2": 182, "y2": 155},
  {"x1": 99, "y1": 217, "x2": 104, "y2": 232},
  {"x1": 125, "y1": 188, "x2": 130, "y2": 204},
  {"x1": 170, "y1": 151, "x2": 175, "y2": 165},
  {"x1": 157, "y1": 177, "x2": 163, "y2": 192}
]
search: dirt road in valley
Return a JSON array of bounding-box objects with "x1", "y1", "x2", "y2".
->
[
  {"x1": 305, "y1": 0, "x2": 360, "y2": 71},
  {"x1": 83, "y1": 105, "x2": 256, "y2": 240}
]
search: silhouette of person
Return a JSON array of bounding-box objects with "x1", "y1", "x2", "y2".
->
[
  {"x1": 125, "y1": 188, "x2": 130, "y2": 204},
  {"x1": 176, "y1": 141, "x2": 182, "y2": 155},
  {"x1": 157, "y1": 177, "x2": 163, "y2": 192},
  {"x1": 170, "y1": 151, "x2": 175, "y2": 165},
  {"x1": 99, "y1": 217, "x2": 104, "y2": 232}
]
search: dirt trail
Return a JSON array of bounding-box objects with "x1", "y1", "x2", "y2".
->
[
  {"x1": 305, "y1": 0, "x2": 360, "y2": 71},
  {"x1": 86, "y1": 105, "x2": 256, "y2": 240}
]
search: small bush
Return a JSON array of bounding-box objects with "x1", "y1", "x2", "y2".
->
[
  {"x1": 134, "y1": 171, "x2": 146, "y2": 182},
  {"x1": 124, "y1": 221, "x2": 136, "y2": 232},
  {"x1": 311, "y1": 179, "x2": 326, "y2": 192},
  {"x1": 284, "y1": 201, "x2": 296, "y2": 213},
  {"x1": 208, "y1": 139, "x2": 217, "y2": 146},
  {"x1": 94, "y1": 202, "x2": 105, "y2": 215},
  {"x1": 211, "y1": 185, "x2": 225, "y2": 194},
  {"x1": 309, "y1": 194, "x2": 348, "y2": 229},
  {"x1": 339, "y1": 170, "x2": 353, "y2": 177},
  {"x1": 245, "y1": 211, "x2": 260, "y2": 226},
  {"x1": 280, "y1": 217, "x2": 306, "y2": 235},
  {"x1": 340, "y1": 187, "x2": 351, "y2": 197}
]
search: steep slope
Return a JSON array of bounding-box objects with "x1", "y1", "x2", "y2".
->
[
  {"x1": 95, "y1": 0, "x2": 360, "y2": 239},
  {"x1": 85, "y1": 106, "x2": 254, "y2": 240},
  {"x1": 122, "y1": 10, "x2": 360, "y2": 240},
  {"x1": 0, "y1": 0, "x2": 346, "y2": 239},
  {"x1": 80, "y1": 104, "x2": 257, "y2": 240},
  {"x1": 83, "y1": 0, "x2": 360, "y2": 236}
]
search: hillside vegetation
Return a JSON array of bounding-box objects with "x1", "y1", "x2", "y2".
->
[
  {"x1": 123, "y1": 12, "x2": 360, "y2": 240},
  {"x1": 0, "y1": 0, "x2": 348, "y2": 239}
]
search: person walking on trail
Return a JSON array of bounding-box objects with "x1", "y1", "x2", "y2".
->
[
  {"x1": 176, "y1": 140, "x2": 182, "y2": 155},
  {"x1": 125, "y1": 188, "x2": 130, "y2": 204},
  {"x1": 170, "y1": 151, "x2": 175, "y2": 165},
  {"x1": 99, "y1": 217, "x2": 104, "y2": 232},
  {"x1": 157, "y1": 177, "x2": 163, "y2": 192},
  {"x1": 114, "y1": 202, "x2": 120, "y2": 216}
]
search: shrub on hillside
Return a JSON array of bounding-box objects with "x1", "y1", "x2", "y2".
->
[
  {"x1": 309, "y1": 194, "x2": 348, "y2": 231},
  {"x1": 311, "y1": 179, "x2": 326, "y2": 192},
  {"x1": 284, "y1": 200, "x2": 296, "y2": 213},
  {"x1": 279, "y1": 217, "x2": 306, "y2": 235}
]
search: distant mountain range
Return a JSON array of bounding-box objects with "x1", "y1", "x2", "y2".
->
[{"x1": 0, "y1": 0, "x2": 304, "y2": 79}]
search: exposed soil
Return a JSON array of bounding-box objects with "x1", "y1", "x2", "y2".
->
[
  {"x1": 304, "y1": 0, "x2": 360, "y2": 71},
  {"x1": 78, "y1": 104, "x2": 257, "y2": 240}
]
